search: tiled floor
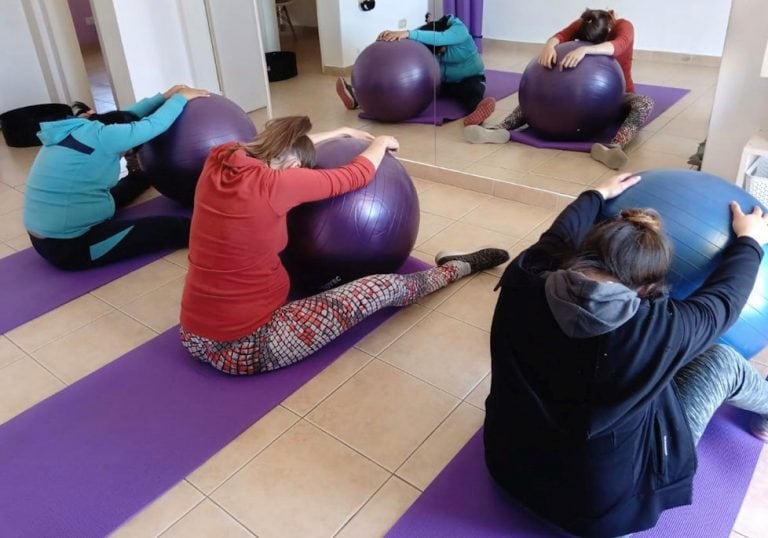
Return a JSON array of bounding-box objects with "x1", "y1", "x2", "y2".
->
[{"x1": 0, "y1": 28, "x2": 765, "y2": 538}]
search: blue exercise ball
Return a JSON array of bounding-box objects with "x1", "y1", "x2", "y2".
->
[
  {"x1": 351, "y1": 40, "x2": 440, "y2": 123},
  {"x1": 519, "y1": 41, "x2": 626, "y2": 141},
  {"x1": 282, "y1": 137, "x2": 420, "y2": 292},
  {"x1": 603, "y1": 168, "x2": 768, "y2": 359}
]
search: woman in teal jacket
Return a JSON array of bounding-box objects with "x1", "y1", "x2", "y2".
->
[
  {"x1": 337, "y1": 15, "x2": 495, "y2": 126},
  {"x1": 23, "y1": 84, "x2": 208, "y2": 270}
]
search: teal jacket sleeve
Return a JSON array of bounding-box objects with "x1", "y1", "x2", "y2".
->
[
  {"x1": 408, "y1": 17, "x2": 470, "y2": 46},
  {"x1": 123, "y1": 93, "x2": 167, "y2": 118},
  {"x1": 97, "y1": 93, "x2": 188, "y2": 153}
]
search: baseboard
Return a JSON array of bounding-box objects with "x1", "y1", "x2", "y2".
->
[
  {"x1": 399, "y1": 158, "x2": 575, "y2": 211},
  {"x1": 482, "y1": 38, "x2": 721, "y2": 68}
]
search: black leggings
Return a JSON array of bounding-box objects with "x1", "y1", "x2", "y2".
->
[
  {"x1": 441, "y1": 75, "x2": 486, "y2": 112},
  {"x1": 28, "y1": 172, "x2": 190, "y2": 270}
]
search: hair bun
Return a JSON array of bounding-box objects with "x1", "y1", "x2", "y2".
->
[{"x1": 620, "y1": 208, "x2": 662, "y2": 233}]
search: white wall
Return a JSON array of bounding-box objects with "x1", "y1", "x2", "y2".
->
[
  {"x1": 0, "y1": 0, "x2": 90, "y2": 112},
  {"x1": 483, "y1": 0, "x2": 731, "y2": 57},
  {"x1": 702, "y1": 0, "x2": 768, "y2": 181},
  {"x1": 318, "y1": 0, "x2": 430, "y2": 68}
]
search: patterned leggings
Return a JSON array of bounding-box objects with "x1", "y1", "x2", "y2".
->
[
  {"x1": 498, "y1": 93, "x2": 655, "y2": 148},
  {"x1": 181, "y1": 262, "x2": 468, "y2": 375},
  {"x1": 675, "y1": 344, "x2": 768, "y2": 443}
]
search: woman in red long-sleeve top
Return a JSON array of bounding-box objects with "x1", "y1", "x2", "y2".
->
[
  {"x1": 464, "y1": 8, "x2": 654, "y2": 171},
  {"x1": 180, "y1": 116, "x2": 509, "y2": 375}
]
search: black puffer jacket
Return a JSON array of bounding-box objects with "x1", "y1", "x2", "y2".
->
[{"x1": 485, "y1": 190, "x2": 763, "y2": 537}]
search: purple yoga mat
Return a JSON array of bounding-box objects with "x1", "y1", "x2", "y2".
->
[
  {"x1": 359, "y1": 70, "x2": 522, "y2": 126},
  {"x1": 0, "y1": 196, "x2": 189, "y2": 335},
  {"x1": 508, "y1": 84, "x2": 690, "y2": 151},
  {"x1": 0, "y1": 257, "x2": 431, "y2": 537},
  {"x1": 387, "y1": 406, "x2": 762, "y2": 537}
]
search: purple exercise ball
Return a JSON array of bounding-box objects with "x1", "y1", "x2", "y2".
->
[
  {"x1": 519, "y1": 41, "x2": 626, "y2": 141},
  {"x1": 282, "y1": 137, "x2": 420, "y2": 292},
  {"x1": 351, "y1": 40, "x2": 440, "y2": 123},
  {"x1": 137, "y1": 93, "x2": 257, "y2": 206}
]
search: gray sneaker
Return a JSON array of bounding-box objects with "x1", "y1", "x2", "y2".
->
[
  {"x1": 435, "y1": 247, "x2": 510, "y2": 274},
  {"x1": 590, "y1": 143, "x2": 628, "y2": 170},
  {"x1": 463, "y1": 125, "x2": 510, "y2": 145}
]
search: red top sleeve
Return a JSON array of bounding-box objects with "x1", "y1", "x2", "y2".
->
[
  {"x1": 608, "y1": 19, "x2": 634, "y2": 58},
  {"x1": 553, "y1": 19, "x2": 582, "y2": 43},
  {"x1": 268, "y1": 155, "x2": 376, "y2": 215}
]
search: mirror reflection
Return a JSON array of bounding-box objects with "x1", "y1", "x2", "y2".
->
[{"x1": 262, "y1": 1, "x2": 729, "y2": 198}]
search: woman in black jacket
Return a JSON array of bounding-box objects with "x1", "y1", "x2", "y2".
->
[{"x1": 485, "y1": 172, "x2": 768, "y2": 538}]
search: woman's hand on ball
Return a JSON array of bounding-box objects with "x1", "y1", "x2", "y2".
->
[
  {"x1": 374, "y1": 135, "x2": 399, "y2": 153},
  {"x1": 163, "y1": 85, "x2": 186, "y2": 99},
  {"x1": 594, "y1": 172, "x2": 641, "y2": 200},
  {"x1": 559, "y1": 47, "x2": 589, "y2": 70},
  {"x1": 342, "y1": 127, "x2": 375, "y2": 142},
  {"x1": 731, "y1": 202, "x2": 768, "y2": 244},
  {"x1": 178, "y1": 87, "x2": 210, "y2": 101},
  {"x1": 378, "y1": 30, "x2": 409, "y2": 42},
  {"x1": 538, "y1": 45, "x2": 557, "y2": 68}
]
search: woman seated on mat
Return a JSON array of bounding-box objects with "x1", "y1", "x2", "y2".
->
[
  {"x1": 23, "y1": 84, "x2": 209, "y2": 270},
  {"x1": 485, "y1": 172, "x2": 768, "y2": 537},
  {"x1": 464, "y1": 8, "x2": 653, "y2": 170},
  {"x1": 336, "y1": 14, "x2": 496, "y2": 126},
  {"x1": 179, "y1": 116, "x2": 509, "y2": 375}
]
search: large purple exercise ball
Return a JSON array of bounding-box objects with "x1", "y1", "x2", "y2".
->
[
  {"x1": 282, "y1": 138, "x2": 420, "y2": 291},
  {"x1": 351, "y1": 40, "x2": 440, "y2": 123},
  {"x1": 519, "y1": 41, "x2": 626, "y2": 141},
  {"x1": 137, "y1": 93, "x2": 257, "y2": 206}
]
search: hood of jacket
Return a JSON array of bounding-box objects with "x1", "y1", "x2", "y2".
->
[
  {"x1": 544, "y1": 269, "x2": 640, "y2": 338},
  {"x1": 36, "y1": 118, "x2": 90, "y2": 146}
]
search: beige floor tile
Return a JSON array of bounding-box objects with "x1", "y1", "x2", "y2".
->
[
  {"x1": 111, "y1": 480, "x2": 204, "y2": 538},
  {"x1": 415, "y1": 211, "x2": 454, "y2": 248},
  {"x1": 465, "y1": 373, "x2": 491, "y2": 410},
  {"x1": 0, "y1": 185, "x2": 24, "y2": 215},
  {"x1": 187, "y1": 406, "x2": 299, "y2": 494},
  {"x1": 31, "y1": 310, "x2": 156, "y2": 384},
  {"x1": 397, "y1": 403, "x2": 484, "y2": 490},
  {"x1": 282, "y1": 349, "x2": 373, "y2": 417},
  {"x1": 0, "y1": 243, "x2": 16, "y2": 260},
  {"x1": 378, "y1": 311, "x2": 490, "y2": 399},
  {"x1": 624, "y1": 150, "x2": 690, "y2": 172},
  {"x1": 437, "y1": 272, "x2": 501, "y2": 332},
  {"x1": 532, "y1": 152, "x2": 607, "y2": 184},
  {"x1": 308, "y1": 359, "x2": 458, "y2": 471},
  {"x1": 0, "y1": 335, "x2": 25, "y2": 369},
  {"x1": 417, "y1": 221, "x2": 517, "y2": 258},
  {"x1": 120, "y1": 276, "x2": 185, "y2": 333},
  {"x1": 5, "y1": 232, "x2": 32, "y2": 251},
  {"x1": 0, "y1": 209, "x2": 26, "y2": 242},
  {"x1": 641, "y1": 132, "x2": 701, "y2": 157},
  {"x1": 92, "y1": 260, "x2": 186, "y2": 307},
  {"x1": 733, "y1": 446, "x2": 768, "y2": 537},
  {"x1": 513, "y1": 172, "x2": 591, "y2": 197},
  {"x1": 417, "y1": 183, "x2": 490, "y2": 220},
  {"x1": 212, "y1": 420, "x2": 389, "y2": 538},
  {"x1": 461, "y1": 197, "x2": 554, "y2": 239},
  {"x1": 7, "y1": 294, "x2": 113, "y2": 353},
  {"x1": 481, "y1": 143, "x2": 561, "y2": 172},
  {"x1": 0, "y1": 146, "x2": 37, "y2": 187},
  {"x1": 336, "y1": 477, "x2": 420, "y2": 538},
  {"x1": 0, "y1": 357, "x2": 64, "y2": 425},
  {"x1": 163, "y1": 248, "x2": 190, "y2": 269},
  {"x1": 411, "y1": 177, "x2": 436, "y2": 194},
  {"x1": 355, "y1": 304, "x2": 431, "y2": 357},
  {"x1": 160, "y1": 499, "x2": 254, "y2": 537}
]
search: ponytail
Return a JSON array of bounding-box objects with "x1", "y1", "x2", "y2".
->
[{"x1": 239, "y1": 115, "x2": 316, "y2": 168}]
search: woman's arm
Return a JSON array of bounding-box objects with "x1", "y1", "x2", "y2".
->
[
  {"x1": 560, "y1": 19, "x2": 633, "y2": 69},
  {"x1": 378, "y1": 17, "x2": 470, "y2": 46},
  {"x1": 308, "y1": 127, "x2": 374, "y2": 145},
  {"x1": 521, "y1": 173, "x2": 641, "y2": 273}
]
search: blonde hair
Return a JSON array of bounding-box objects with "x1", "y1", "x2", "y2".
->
[{"x1": 238, "y1": 116, "x2": 316, "y2": 168}]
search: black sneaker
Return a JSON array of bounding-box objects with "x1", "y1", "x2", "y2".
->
[
  {"x1": 336, "y1": 77, "x2": 358, "y2": 110},
  {"x1": 435, "y1": 247, "x2": 510, "y2": 274}
]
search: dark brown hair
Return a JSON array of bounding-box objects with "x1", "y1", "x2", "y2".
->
[
  {"x1": 239, "y1": 115, "x2": 316, "y2": 168},
  {"x1": 564, "y1": 208, "x2": 673, "y2": 297},
  {"x1": 574, "y1": 8, "x2": 614, "y2": 44}
]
